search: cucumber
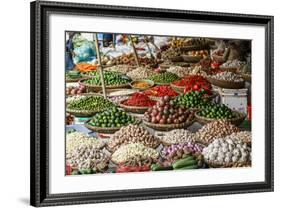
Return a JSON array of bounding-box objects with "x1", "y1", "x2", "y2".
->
[
  {"x1": 172, "y1": 157, "x2": 197, "y2": 169},
  {"x1": 178, "y1": 164, "x2": 198, "y2": 170},
  {"x1": 151, "y1": 164, "x2": 173, "y2": 171}
]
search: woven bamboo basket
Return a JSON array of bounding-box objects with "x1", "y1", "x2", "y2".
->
[
  {"x1": 206, "y1": 76, "x2": 245, "y2": 89},
  {"x1": 219, "y1": 66, "x2": 238, "y2": 73},
  {"x1": 119, "y1": 99, "x2": 152, "y2": 114},
  {"x1": 179, "y1": 44, "x2": 209, "y2": 51},
  {"x1": 66, "y1": 108, "x2": 101, "y2": 117},
  {"x1": 84, "y1": 119, "x2": 141, "y2": 134},
  {"x1": 181, "y1": 55, "x2": 202, "y2": 63},
  {"x1": 195, "y1": 110, "x2": 246, "y2": 126},
  {"x1": 79, "y1": 79, "x2": 131, "y2": 92},
  {"x1": 143, "y1": 115, "x2": 195, "y2": 131},
  {"x1": 170, "y1": 56, "x2": 184, "y2": 62},
  {"x1": 206, "y1": 160, "x2": 251, "y2": 168}
]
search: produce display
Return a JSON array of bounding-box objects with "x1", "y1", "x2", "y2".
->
[
  {"x1": 197, "y1": 104, "x2": 235, "y2": 119},
  {"x1": 143, "y1": 96, "x2": 190, "y2": 125},
  {"x1": 108, "y1": 95, "x2": 129, "y2": 104},
  {"x1": 172, "y1": 75, "x2": 212, "y2": 95},
  {"x1": 88, "y1": 107, "x2": 137, "y2": 128},
  {"x1": 75, "y1": 62, "x2": 98, "y2": 72},
  {"x1": 66, "y1": 85, "x2": 86, "y2": 96},
  {"x1": 230, "y1": 131, "x2": 251, "y2": 144},
  {"x1": 123, "y1": 93, "x2": 156, "y2": 107},
  {"x1": 161, "y1": 142, "x2": 204, "y2": 162},
  {"x1": 126, "y1": 67, "x2": 156, "y2": 80},
  {"x1": 65, "y1": 34, "x2": 252, "y2": 175},
  {"x1": 66, "y1": 95, "x2": 86, "y2": 104},
  {"x1": 66, "y1": 113, "x2": 74, "y2": 125},
  {"x1": 187, "y1": 65, "x2": 207, "y2": 76},
  {"x1": 66, "y1": 132, "x2": 105, "y2": 153},
  {"x1": 111, "y1": 143, "x2": 159, "y2": 164},
  {"x1": 66, "y1": 71, "x2": 82, "y2": 80},
  {"x1": 195, "y1": 120, "x2": 239, "y2": 144},
  {"x1": 148, "y1": 72, "x2": 179, "y2": 84},
  {"x1": 166, "y1": 66, "x2": 191, "y2": 77},
  {"x1": 67, "y1": 96, "x2": 115, "y2": 111},
  {"x1": 174, "y1": 91, "x2": 210, "y2": 109},
  {"x1": 210, "y1": 71, "x2": 244, "y2": 82},
  {"x1": 104, "y1": 65, "x2": 135, "y2": 74},
  {"x1": 83, "y1": 71, "x2": 130, "y2": 86},
  {"x1": 107, "y1": 124, "x2": 160, "y2": 151},
  {"x1": 202, "y1": 137, "x2": 251, "y2": 166},
  {"x1": 158, "y1": 129, "x2": 196, "y2": 145},
  {"x1": 143, "y1": 85, "x2": 178, "y2": 98},
  {"x1": 66, "y1": 145, "x2": 109, "y2": 172},
  {"x1": 187, "y1": 50, "x2": 209, "y2": 57},
  {"x1": 220, "y1": 59, "x2": 245, "y2": 68},
  {"x1": 131, "y1": 80, "x2": 154, "y2": 90}
]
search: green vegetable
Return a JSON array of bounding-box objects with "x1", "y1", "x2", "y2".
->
[
  {"x1": 83, "y1": 71, "x2": 130, "y2": 86},
  {"x1": 172, "y1": 156, "x2": 197, "y2": 169},
  {"x1": 71, "y1": 170, "x2": 80, "y2": 175},
  {"x1": 151, "y1": 164, "x2": 173, "y2": 171},
  {"x1": 177, "y1": 164, "x2": 198, "y2": 170},
  {"x1": 198, "y1": 103, "x2": 235, "y2": 119},
  {"x1": 89, "y1": 107, "x2": 137, "y2": 128},
  {"x1": 148, "y1": 72, "x2": 179, "y2": 84},
  {"x1": 66, "y1": 71, "x2": 81, "y2": 79},
  {"x1": 79, "y1": 168, "x2": 94, "y2": 174},
  {"x1": 67, "y1": 96, "x2": 115, "y2": 111},
  {"x1": 174, "y1": 91, "x2": 210, "y2": 109}
]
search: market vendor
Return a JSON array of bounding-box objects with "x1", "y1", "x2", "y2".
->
[
  {"x1": 212, "y1": 39, "x2": 250, "y2": 62},
  {"x1": 65, "y1": 32, "x2": 77, "y2": 71}
]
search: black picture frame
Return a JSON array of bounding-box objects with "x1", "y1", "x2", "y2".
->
[{"x1": 30, "y1": 1, "x2": 274, "y2": 207}]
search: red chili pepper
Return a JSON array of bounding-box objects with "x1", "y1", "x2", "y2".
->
[
  {"x1": 66, "y1": 165, "x2": 72, "y2": 175},
  {"x1": 144, "y1": 85, "x2": 178, "y2": 97},
  {"x1": 125, "y1": 93, "x2": 156, "y2": 107}
]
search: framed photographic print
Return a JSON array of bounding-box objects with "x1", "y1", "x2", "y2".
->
[{"x1": 30, "y1": 0, "x2": 274, "y2": 207}]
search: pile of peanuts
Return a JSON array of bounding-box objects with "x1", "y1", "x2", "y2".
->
[
  {"x1": 107, "y1": 124, "x2": 160, "y2": 151},
  {"x1": 158, "y1": 129, "x2": 196, "y2": 145},
  {"x1": 111, "y1": 143, "x2": 159, "y2": 164},
  {"x1": 66, "y1": 145, "x2": 109, "y2": 171},
  {"x1": 126, "y1": 67, "x2": 156, "y2": 80},
  {"x1": 195, "y1": 121, "x2": 239, "y2": 144},
  {"x1": 66, "y1": 132, "x2": 105, "y2": 153}
]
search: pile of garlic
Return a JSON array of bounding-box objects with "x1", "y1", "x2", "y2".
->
[{"x1": 202, "y1": 137, "x2": 251, "y2": 164}]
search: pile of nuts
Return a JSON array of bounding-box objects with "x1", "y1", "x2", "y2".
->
[
  {"x1": 161, "y1": 142, "x2": 204, "y2": 162},
  {"x1": 104, "y1": 65, "x2": 135, "y2": 75},
  {"x1": 202, "y1": 137, "x2": 251, "y2": 165},
  {"x1": 66, "y1": 145, "x2": 109, "y2": 171},
  {"x1": 111, "y1": 143, "x2": 159, "y2": 164},
  {"x1": 230, "y1": 131, "x2": 251, "y2": 144},
  {"x1": 188, "y1": 65, "x2": 207, "y2": 77},
  {"x1": 166, "y1": 66, "x2": 190, "y2": 77},
  {"x1": 107, "y1": 124, "x2": 160, "y2": 151},
  {"x1": 66, "y1": 132, "x2": 105, "y2": 153},
  {"x1": 126, "y1": 67, "x2": 156, "y2": 80},
  {"x1": 211, "y1": 71, "x2": 244, "y2": 82},
  {"x1": 220, "y1": 59, "x2": 245, "y2": 68},
  {"x1": 158, "y1": 129, "x2": 196, "y2": 145},
  {"x1": 195, "y1": 120, "x2": 239, "y2": 144},
  {"x1": 161, "y1": 47, "x2": 182, "y2": 60}
]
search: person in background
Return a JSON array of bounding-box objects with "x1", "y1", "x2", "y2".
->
[{"x1": 65, "y1": 32, "x2": 77, "y2": 71}]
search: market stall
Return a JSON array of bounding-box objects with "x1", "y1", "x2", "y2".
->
[{"x1": 65, "y1": 32, "x2": 252, "y2": 175}]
